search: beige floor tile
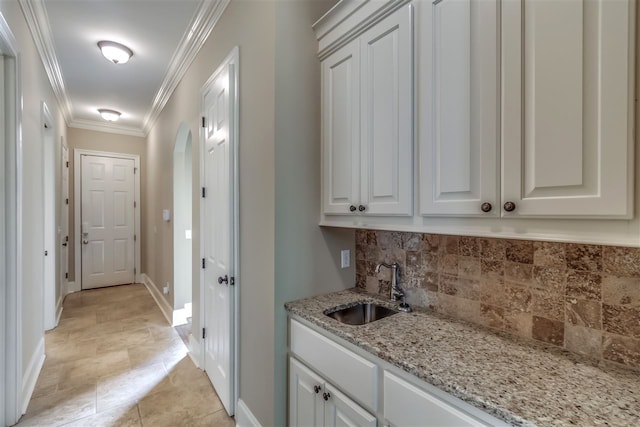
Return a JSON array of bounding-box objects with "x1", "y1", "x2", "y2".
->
[
  {"x1": 18, "y1": 384, "x2": 96, "y2": 427},
  {"x1": 96, "y1": 363, "x2": 168, "y2": 412},
  {"x1": 61, "y1": 404, "x2": 141, "y2": 427},
  {"x1": 188, "y1": 409, "x2": 235, "y2": 427},
  {"x1": 19, "y1": 284, "x2": 233, "y2": 427}
]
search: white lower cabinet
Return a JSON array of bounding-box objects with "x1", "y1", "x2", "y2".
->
[{"x1": 290, "y1": 357, "x2": 376, "y2": 427}]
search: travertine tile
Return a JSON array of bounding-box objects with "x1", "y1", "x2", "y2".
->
[
  {"x1": 377, "y1": 231, "x2": 403, "y2": 250},
  {"x1": 503, "y1": 310, "x2": 532, "y2": 339},
  {"x1": 532, "y1": 265, "x2": 565, "y2": 295},
  {"x1": 531, "y1": 290, "x2": 564, "y2": 322},
  {"x1": 565, "y1": 298, "x2": 601, "y2": 329},
  {"x1": 504, "y1": 261, "x2": 533, "y2": 285},
  {"x1": 603, "y1": 246, "x2": 640, "y2": 278},
  {"x1": 19, "y1": 384, "x2": 96, "y2": 427},
  {"x1": 57, "y1": 350, "x2": 130, "y2": 390},
  {"x1": 439, "y1": 235, "x2": 459, "y2": 255},
  {"x1": 603, "y1": 304, "x2": 640, "y2": 338},
  {"x1": 460, "y1": 236, "x2": 479, "y2": 257},
  {"x1": 480, "y1": 238, "x2": 506, "y2": 261},
  {"x1": 565, "y1": 270, "x2": 602, "y2": 301},
  {"x1": 533, "y1": 241, "x2": 566, "y2": 267},
  {"x1": 438, "y1": 254, "x2": 458, "y2": 275},
  {"x1": 403, "y1": 232, "x2": 422, "y2": 251},
  {"x1": 422, "y1": 233, "x2": 439, "y2": 253},
  {"x1": 602, "y1": 275, "x2": 640, "y2": 307},
  {"x1": 439, "y1": 275, "x2": 480, "y2": 300},
  {"x1": 503, "y1": 283, "x2": 532, "y2": 312},
  {"x1": 436, "y1": 293, "x2": 481, "y2": 324},
  {"x1": 458, "y1": 256, "x2": 481, "y2": 278},
  {"x1": 480, "y1": 258, "x2": 504, "y2": 279},
  {"x1": 532, "y1": 316, "x2": 564, "y2": 346},
  {"x1": 506, "y1": 240, "x2": 534, "y2": 264},
  {"x1": 480, "y1": 277, "x2": 504, "y2": 307},
  {"x1": 423, "y1": 271, "x2": 439, "y2": 291},
  {"x1": 564, "y1": 325, "x2": 602, "y2": 359},
  {"x1": 565, "y1": 243, "x2": 602, "y2": 271},
  {"x1": 603, "y1": 333, "x2": 640, "y2": 368},
  {"x1": 62, "y1": 403, "x2": 141, "y2": 427},
  {"x1": 480, "y1": 304, "x2": 504, "y2": 329}
]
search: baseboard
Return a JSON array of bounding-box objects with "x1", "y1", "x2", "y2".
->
[
  {"x1": 65, "y1": 281, "x2": 80, "y2": 295},
  {"x1": 56, "y1": 296, "x2": 63, "y2": 326},
  {"x1": 172, "y1": 302, "x2": 192, "y2": 326},
  {"x1": 236, "y1": 399, "x2": 262, "y2": 427},
  {"x1": 141, "y1": 274, "x2": 172, "y2": 325},
  {"x1": 21, "y1": 337, "x2": 45, "y2": 414},
  {"x1": 187, "y1": 333, "x2": 201, "y2": 368}
]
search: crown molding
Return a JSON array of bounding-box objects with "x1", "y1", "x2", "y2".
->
[
  {"x1": 142, "y1": 0, "x2": 231, "y2": 135},
  {"x1": 69, "y1": 119, "x2": 146, "y2": 138},
  {"x1": 19, "y1": 0, "x2": 73, "y2": 124}
]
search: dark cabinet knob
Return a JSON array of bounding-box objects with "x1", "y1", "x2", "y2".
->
[
  {"x1": 480, "y1": 202, "x2": 492, "y2": 213},
  {"x1": 218, "y1": 275, "x2": 229, "y2": 285},
  {"x1": 349, "y1": 205, "x2": 357, "y2": 212},
  {"x1": 358, "y1": 205, "x2": 366, "y2": 212},
  {"x1": 323, "y1": 392, "x2": 331, "y2": 401},
  {"x1": 503, "y1": 201, "x2": 516, "y2": 212},
  {"x1": 314, "y1": 385, "x2": 321, "y2": 394}
]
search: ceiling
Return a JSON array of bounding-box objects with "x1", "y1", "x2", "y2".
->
[{"x1": 22, "y1": 0, "x2": 229, "y2": 137}]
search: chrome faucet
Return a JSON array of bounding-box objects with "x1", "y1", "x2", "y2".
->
[{"x1": 375, "y1": 262, "x2": 411, "y2": 312}]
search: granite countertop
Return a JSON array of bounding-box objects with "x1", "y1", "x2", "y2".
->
[{"x1": 285, "y1": 289, "x2": 640, "y2": 426}]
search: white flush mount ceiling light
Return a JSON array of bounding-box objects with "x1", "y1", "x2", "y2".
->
[
  {"x1": 98, "y1": 109, "x2": 121, "y2": 122},
  {"x1": 98, "y1": 40, "x2": 133, "y2": 64}
]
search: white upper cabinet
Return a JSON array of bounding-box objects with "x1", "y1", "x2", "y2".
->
[
  {"x1": 420, "y1": 0, "x2": 500, "y2": 216},
  {"x1": 322, "y1": 41, "x2": 361, "y2": 215},
  {"x1": 320, "y1": 3, "x2": 413, "y2": 216},
  {"x1": 501, "y1": 0, "x2": 635, "y2": 218}
]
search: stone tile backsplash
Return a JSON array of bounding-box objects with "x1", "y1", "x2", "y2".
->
[{"x1": 355, "y1": 230, "x2": 640, "y2": 369}]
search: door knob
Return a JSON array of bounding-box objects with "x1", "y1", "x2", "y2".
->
[
  {"x1": 503, "y1": 201, "x2": 516, "y2": 212},
  {"x1": 218, "y1": 275, "x2": 229, "y2": 285},
  {"x1": 62, "y1": 242, "x2": 68, "y2": 247},
  {"x1": 82, "y1": 240, "x2": 89, "y2": 245}
]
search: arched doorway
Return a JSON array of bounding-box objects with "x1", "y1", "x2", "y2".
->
[{"x1": 173, "y1": 123, "x2": 193, "y2": 326}]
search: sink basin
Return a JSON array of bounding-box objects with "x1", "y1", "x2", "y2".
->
[{"x1": 325, "y1": 303, "x2": 398, "y2": 325}]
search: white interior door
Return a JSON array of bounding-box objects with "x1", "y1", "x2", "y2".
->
[
  {"x1": 60, "y1": 144, "x2": 69, "y2": 290},
  {"x1": 42, "y1": 105, "x2": 56, "y2": 330},
  {"x1": 81, "y1": 155, "x2": 135, "y2": 289},
  {"x1": 202, "y1": 56, "x2": 235, "y2": 415}
]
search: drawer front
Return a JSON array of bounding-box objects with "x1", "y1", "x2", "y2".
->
[
  {"x1": 384, "y1": 371, "x2": 489, "y2": 427},
  {"x1": 290, "y1": 319, "x2": 377, "y2": 411}
]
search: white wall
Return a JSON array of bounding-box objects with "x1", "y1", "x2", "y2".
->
[{"x1": 0, "y1": 1, "x2": 66, "y2": 416}]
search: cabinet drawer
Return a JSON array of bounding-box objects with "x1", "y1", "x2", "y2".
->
[
  {"x1": 384, "y1": 371, "x2": 491, "y2": 427},
  {"x1": 290, "y1": 319, "x2": 377, "y2": 411}
]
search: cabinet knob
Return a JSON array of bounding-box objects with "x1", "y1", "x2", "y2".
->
[
  {"x1": 358, "y1": 205, "x2": 366, "y2": 212},
  {"x1": 322, "y1": 392, "x2": 331, "y2": 401},
  {"x1": 313, "y1": 385, "x2": 321, "y2": 394},
  {"x1": 480, "y1": 202, "x2": 492, "y2": 213},
  {"x1": 503, "y1": 201, "x2": 516, "y2": 212},
  {"x1": 349, "y1": 205, "x2": 357, "y2": 212}
]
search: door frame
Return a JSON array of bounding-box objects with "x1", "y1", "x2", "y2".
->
[
  {"x1": 73, "y1": 149, "x2": 141, "y2": 289},
  {"x1": 41, "y1": 101, "x2": 57, "y2": 330},
  {"x1": 1, "y1": 11, "x2": 23, "y2": 426},
  {"x1": 199, "y1": 46, "x2": 240, "y2": 414}
]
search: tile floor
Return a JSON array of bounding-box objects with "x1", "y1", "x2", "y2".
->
[{"x1": 15, "y1": 284, "x2": 234, "y2": 427}]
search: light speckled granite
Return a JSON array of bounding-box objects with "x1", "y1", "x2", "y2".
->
[{"x1": 285, "y1": 289, "x2": 640, "y2": 426}]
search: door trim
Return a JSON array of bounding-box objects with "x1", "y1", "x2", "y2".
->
[
  {"x1": 73, "y1": 149, "x2": 141, "y2": 289},
  {"x1": 1, "y1": 11, "x2": 24, "y2": 426},
  {"x1": 199, "y1": 46, "x2": 240, "y2": 415},
  {"x1": 41, "y1": 101, "x2": 57, "y2": 330}
]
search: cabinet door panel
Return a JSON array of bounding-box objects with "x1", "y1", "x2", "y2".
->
[
  {"x1": 290, "y1": 358, "x2": 324, "y2": 427},
  {"x1": 360, "y1": 4, "x2": 413, "y2": 216},
  {"x1": 323, "y1": 41, "x2": 361, "y2": 214},
  {"x1": 502, "y1": 0, "x2": 634, "y2": 218},
  {"x1": 420, "y1": 0, "x2": 499, "y2": 216},
  {"x1": 324, "y1": 384, "x2": 377, "y2": 427}
]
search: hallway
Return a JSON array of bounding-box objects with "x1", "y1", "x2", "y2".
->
[{"x1": 15, "y1": 284, "x2": 234, "y2": 427}]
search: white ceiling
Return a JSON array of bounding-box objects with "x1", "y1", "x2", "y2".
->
[{"x1": 23, "y1": 0, "x2": 229, "y2": 137}]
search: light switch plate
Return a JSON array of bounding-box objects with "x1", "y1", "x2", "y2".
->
[{"x1": 341, "y1": 250, "x2": 350, "y2": 268}]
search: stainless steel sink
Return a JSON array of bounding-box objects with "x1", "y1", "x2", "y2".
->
[{"x1": 325, "y1": 303, "x2": 398, "y2": 325}]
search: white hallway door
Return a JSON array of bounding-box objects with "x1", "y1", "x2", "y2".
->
[
  {"x1": 202, "y1": 51, "x2": 236, "y2": 415},
  {"x1": 60, "y1": 144, "x2": 69, "y2": 288},
  {"x1": 81, "y1": 155, "x2": 135, "y2": 289}
]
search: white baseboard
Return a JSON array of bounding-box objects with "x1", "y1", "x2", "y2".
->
[
  {"x1": 141, "y1": 274, "x2": 172, "y2": 325},
  {"x1": 236, "y1": 399, "x2": 262, "y2": 427},
  {"x1": 21, "y1": 337, "x2": 45, "y2": 414},
  {"x1": 172, "y1": 302, "x2": 192, "y2": 326},
  {"x1": 187, "y1": 333, "x2": 201, "y2": 368},
  {"x1": 64, "y1": 281, "x2": 80, "y2": 295},
  {"x1": 56, "y1": 296, "x2": 63, "y2": 326}
]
